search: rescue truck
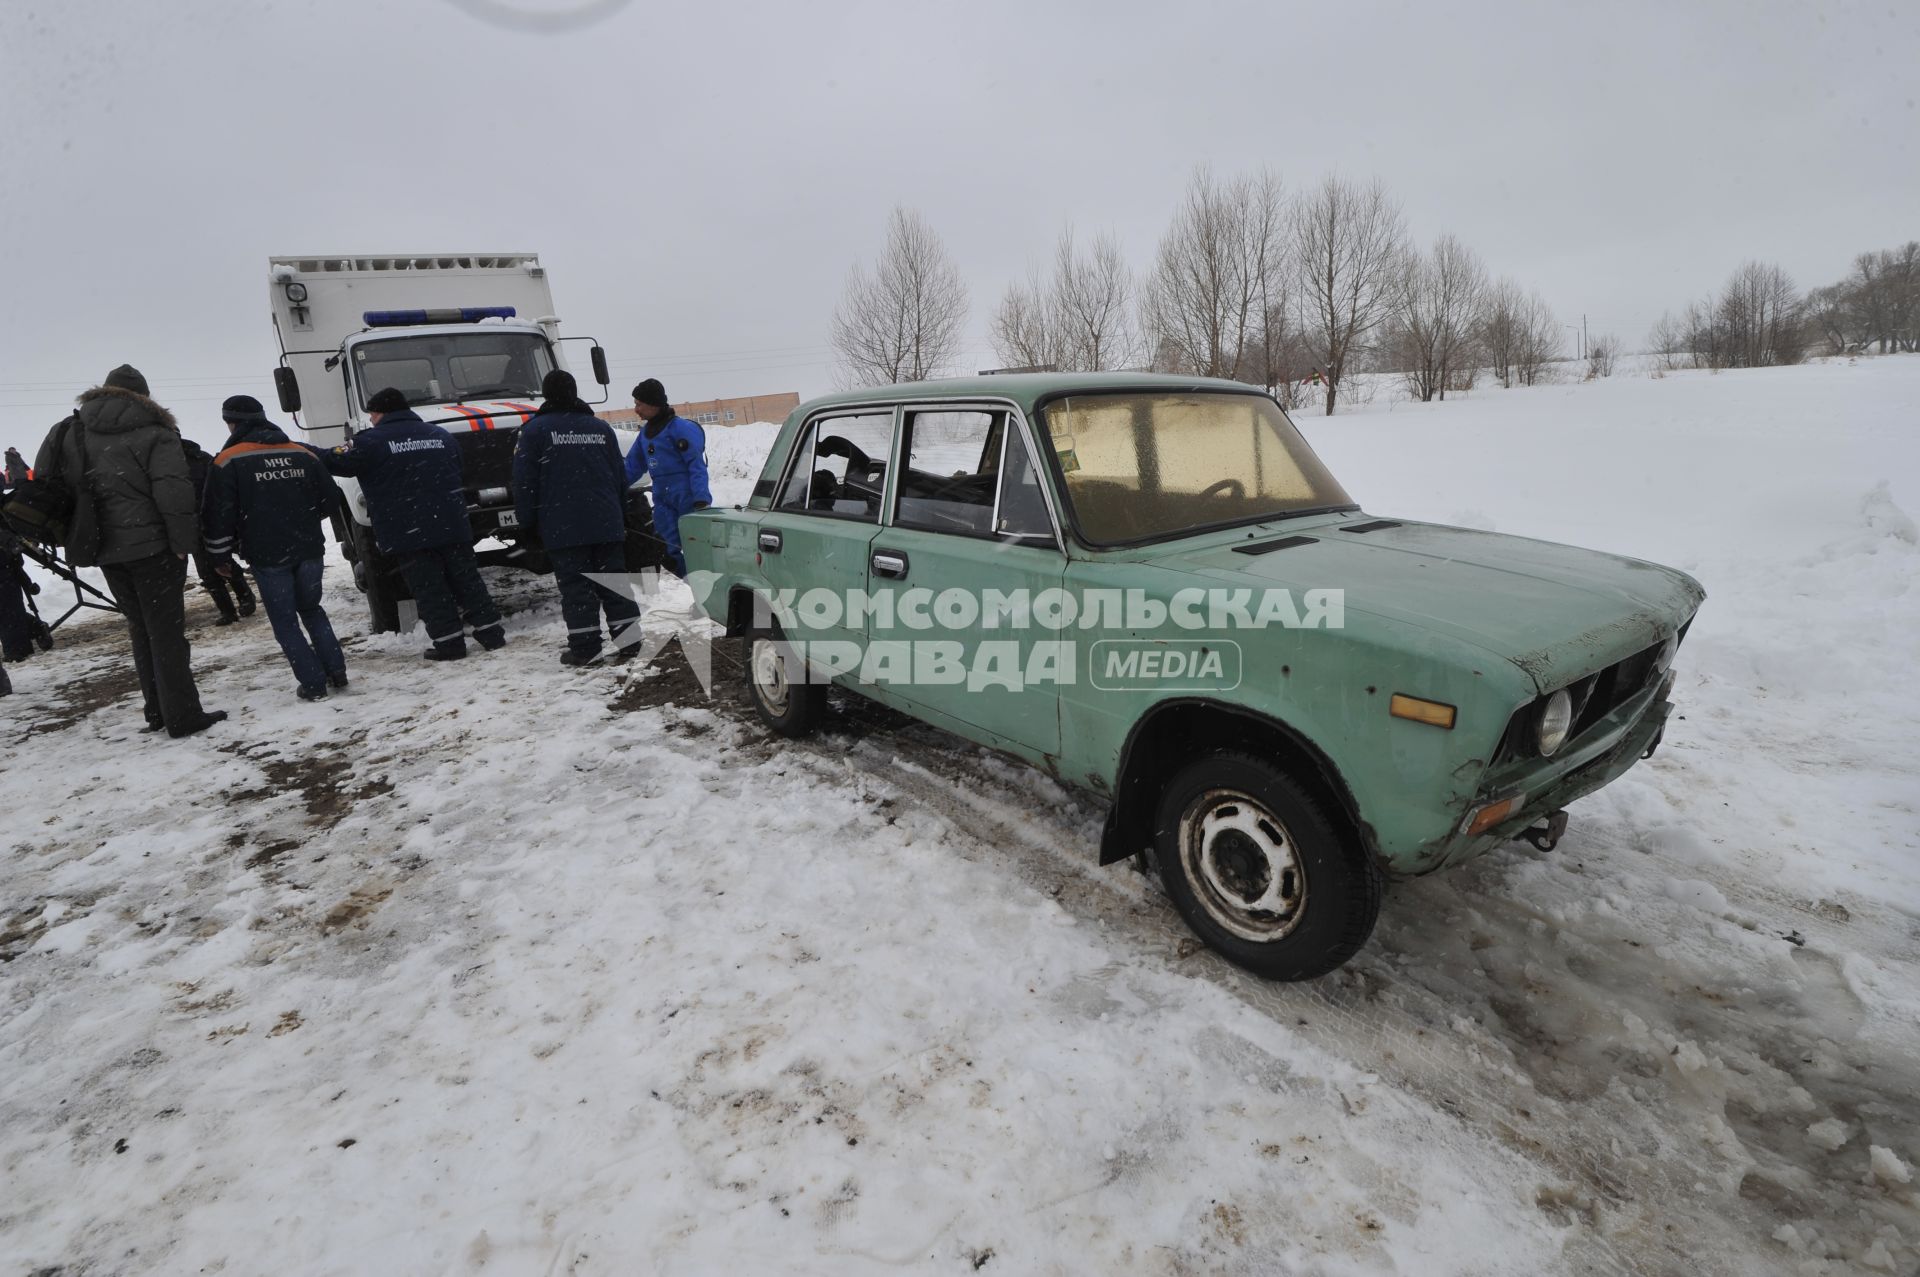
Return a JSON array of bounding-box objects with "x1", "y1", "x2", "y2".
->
[{"x1": 267, "y1": 253, "x2": 654, "y2": 631}]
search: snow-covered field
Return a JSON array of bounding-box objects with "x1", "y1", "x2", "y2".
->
[{"x1": 3, "y1": 357, "x2": 1917, "y2": 1276}]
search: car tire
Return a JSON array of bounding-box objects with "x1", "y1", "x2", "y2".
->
[
  {"x1": 1154, "y1": 752, "x2": 1382, "y2": 981},
  {"x1": 743, "y1": 624, "x2": 825, "y2": 738}
]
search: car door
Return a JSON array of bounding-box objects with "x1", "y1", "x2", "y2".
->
[
  {"x1": 864, "y1": 405, "x2": 1065, "y2": 760},
  {"x1": 753, "y1": 408, "x2": 897, "y2": 681}
]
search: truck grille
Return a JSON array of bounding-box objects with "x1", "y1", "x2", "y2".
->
[{"x1": 454, "y1": 427, "x2": 521, "y2": 498}]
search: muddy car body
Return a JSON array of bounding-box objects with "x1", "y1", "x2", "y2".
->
[{"x1": 681, "y1": 373, "x2": 1704, "y2": 978}]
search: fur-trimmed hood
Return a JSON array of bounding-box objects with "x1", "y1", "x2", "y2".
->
[{"x1": 77, "y1": 383, "x2": 177, "y2": 434}]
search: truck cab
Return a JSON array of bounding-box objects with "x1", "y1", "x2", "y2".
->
[{"x1": 267, "y1": 254, "x2": 644, "y2": 630}]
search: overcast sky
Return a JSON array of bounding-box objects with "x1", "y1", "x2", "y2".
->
[{"x1": 2, "y1": 0, "x2": 1914, "y2": 451}]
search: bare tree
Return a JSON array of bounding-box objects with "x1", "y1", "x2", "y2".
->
[
  {"x1": 1389, "y1": 233, "x2": 1486, "y2": 402},
  {"x1": 1514, "y1": 291, "x2": 1563, "y2": 385},
  {"x1": 1141, "y1": 167, "x2": 1288, "y2": 380},
  {"x1": 1647, "y1": 311, "x2": 1688, "y2": 370},
  {"x1": 1479, "y1": 278, "x2": 1558, "y2": 387},
  {"x1": 1846, "y1": 243, "x2": 1919, "y2": 353},
  {"x1": 1480, "y1": 283, "x2": 1560, "y2": 387},
  {"x1": 1885, "y1": 241, "x2": 1920, "y2": 352},
  {"x1": 991, "y1": 228, "x2": 1140, "y2": 373},
  {"x1": 1584, "y1": 333, "x2": 1619, "y2": 379},
  {"x1": 1805, "y1": 284, "x2": 1861, "y2": 356},
  {"x1": 1714, "y1": 261, "x2": 1803, "y2": 368},
  {"x1": 830, "y1": 207, "x2": 969, "y2": 385},
  {"x1": 1054, "y1": 230, "x2": 1140, "y2": 371},
  {"x1": 1292, "y1": 176, "x2": 1408, "y2": 414},
  {"x1": 989, "y1": 268, "x2": 1061, "y2": 370}
]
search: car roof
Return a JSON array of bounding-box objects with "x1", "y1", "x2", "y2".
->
[{"x1": 792, "y1": 371, "x2": 1272, "y2": 419}]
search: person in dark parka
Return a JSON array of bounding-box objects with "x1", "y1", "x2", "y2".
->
[
  {"x1": 204, "y1": 395, "x2": 348, "y2": 700},
  {"x1": 181, "y1": 436, "x2": 256, "y2": 625},
  {"x1": 622, "y1": 378, "x2": 711, "y2": 577},
  {"x1": 3, "y1": 447, "x2": 27, "y2": 489},
  {"x1": 513, "y1": 370, "x2": 641, "y2": 665},
  {"x1": 315, "y1": 386, "x2": 505, "y2": 660},
  {"x1": 33, "y1": 364, "x2": 224, "y2": 736}
]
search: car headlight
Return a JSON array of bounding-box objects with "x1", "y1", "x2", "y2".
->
[{"x1": 1537, "y1": 689, "x2": 1574, "y2": 757}]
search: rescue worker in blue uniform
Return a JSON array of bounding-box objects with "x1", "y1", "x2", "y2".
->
[
  {"x1": 316, "y1": 386, "x2": 506, "y2": 660},
  {"x1": 203, "y1": 395, "x2": 349, "y2": 700},
  {"x1": 622, "y1": 378, "x2": 711, "y2": 577},
  {"x1": 513, "y1": 370, "x2": 642, "y2": 666}
]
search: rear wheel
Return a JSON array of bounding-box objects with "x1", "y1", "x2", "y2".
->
[
  {"x1": 743, "y1": 624, "x2": 825, "y2": 737},
  {"x1": 1154, "y1": 752, "x2": 1382, "y2": 981}
]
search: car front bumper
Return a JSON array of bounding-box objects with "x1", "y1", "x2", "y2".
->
[{"x1": 1416, "y1": 683, "x2": 1675, "y2": 873}]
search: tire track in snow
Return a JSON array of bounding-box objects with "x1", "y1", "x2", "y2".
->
[{"x1": 649, "y1": 643, "x2": 1917, "y2": 1275}]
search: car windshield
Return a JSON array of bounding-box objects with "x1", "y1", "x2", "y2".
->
[
  {"x1": 1038, "y1": 391, "x2": 1355, "y2": 545},
  {"x1": 351, "y1": 330, "x2": 554, "y2": 407}
]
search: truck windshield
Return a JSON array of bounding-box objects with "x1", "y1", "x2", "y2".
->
[
  {"x1": 1038, "y1": 391, "x2": 1356, "y2": 546},
  {"x1": 352, "y1": 330, "x2": 554, "y2": 407}
]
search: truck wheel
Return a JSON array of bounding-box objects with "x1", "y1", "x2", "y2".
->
[
  {"x1": 351, "y1": 525, "x2": 407, "y2": 634},
  {"x1": 743, "y1": 624, "x2": 824, "y2": 738},
  {"x1": 1154, "y1": 752, "x2": 1382, "y2": 981},
  {"x1": 624, "y1": 491, "x2": 668, "y2": 574}
]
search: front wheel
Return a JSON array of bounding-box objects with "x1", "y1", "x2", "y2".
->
[
  {"x1": 742, "y1": 625, "x2": 825, "y2": 737},
  {"x1": 350, "y1": 522, "x2": 407, "y2": 634},
  {"x1": 1154, "y1": 752, "x2": 1382, "y2": 981}
]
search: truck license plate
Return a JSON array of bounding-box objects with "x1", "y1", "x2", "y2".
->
[{"x1": 497, "y1": 510, "x2": 519, "y2": 528}]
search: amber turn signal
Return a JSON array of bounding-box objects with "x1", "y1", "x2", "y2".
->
[
  {"x1": 1389, "y1": 693, "x2": 1457, "y2": 730},
  {"x1": 1465, "y1": 795, "x2": 1520, "y2": 836}
]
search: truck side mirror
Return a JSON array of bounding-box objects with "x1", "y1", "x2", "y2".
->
[
  {"x1": 274, "y1": 367, "x2": 302, "y2": 414},
  {"x1": 590, "y1": 345, "x2": 610, "y2": 386}
]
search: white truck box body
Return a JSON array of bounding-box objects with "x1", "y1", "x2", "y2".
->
[{"x1": 268, "y1": 254, "x2": 559, "y2": 446}]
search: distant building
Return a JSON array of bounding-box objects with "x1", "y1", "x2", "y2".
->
[{"x1": 600, "y1": 391, "x2": 799, "y2": 429}]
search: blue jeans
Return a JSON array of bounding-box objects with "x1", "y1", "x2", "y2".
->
[{"x1": 253, "y1": 557, "x2": 346, "y2": 692}]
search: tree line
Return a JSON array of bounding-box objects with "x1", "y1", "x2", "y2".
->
[
  {"x1": 830, "y1": 169, "x2": 1579, "y2": 414},
  {"x1": 829, "y1": 172, "x2": 1917, "y2": 408},
  {"x1": 1650, "y1": 242, "x2": 1917, "y2": 371}
]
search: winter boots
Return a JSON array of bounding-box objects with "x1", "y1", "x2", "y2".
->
[{"x1": 206, "y1": 569, "x2": 256, "y2": 626}]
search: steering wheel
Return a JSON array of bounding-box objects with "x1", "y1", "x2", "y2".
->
[{"x1": 1201, "y1": 478, "x2": 1247, "y2": 500}]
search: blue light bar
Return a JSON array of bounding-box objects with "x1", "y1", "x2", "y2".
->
[{"x1": 362, "y1": 306, "x2": 518, "y2": 327}]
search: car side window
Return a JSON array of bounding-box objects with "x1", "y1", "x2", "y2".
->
[
  {"x1": 896, "y1": 410, "x2": 1003, "y2": 534},
  {"x1": 775, "y1": 412, "x2": 893, "y2": 521},
  {"x1": 994, "y1": 423, "x2": 1055, "y2": 541}
]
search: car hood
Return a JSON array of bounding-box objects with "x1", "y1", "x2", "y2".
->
[{"x1": 1164, "y1": 517, "x2": 1706, "y2": 692}]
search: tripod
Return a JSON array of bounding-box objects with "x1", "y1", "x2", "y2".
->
[{"x1": 0, "y1": 511, "x2": 120, "y2": 634}]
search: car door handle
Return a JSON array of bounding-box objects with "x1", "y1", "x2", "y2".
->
[
  {"x1": 758, "y1": 530, "x2": 782, "y2": 552},
  {"x1": 871, "y1": 549, "x2": 909, "y2": 579}
]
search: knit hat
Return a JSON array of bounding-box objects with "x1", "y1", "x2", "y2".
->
[
  {"x1": 366, "y1": 387, "x2": 410, "y2": 414},
  {"x1": 541, "y1": 369, "x2": 579, "y2": 403},
  {"x1": 632, "y1": 378, "x2": 668, "y2": 408},
  {"x1": 104, "y1": 364, "x2": 150, "y2": 396},
  {"x1": 220, "y1": 394, "x2": 266, "y2": 423}
]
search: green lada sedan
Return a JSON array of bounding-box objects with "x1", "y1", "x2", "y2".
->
[{"x1": 679, "y1": 373, "x2": 1704, "y2": 980}]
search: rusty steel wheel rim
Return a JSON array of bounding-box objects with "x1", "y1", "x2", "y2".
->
[
  {"x1": 1179, "y1": 788, "x2": 1308, "y2": 942},
  {"x1": 750, "y1": 637, "x2": 792, "y2": 716}
]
